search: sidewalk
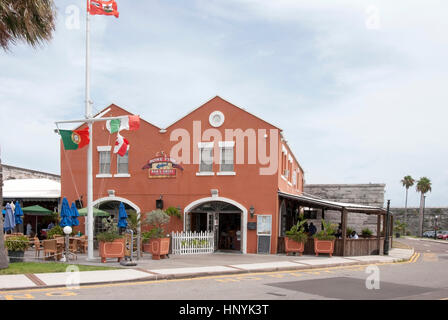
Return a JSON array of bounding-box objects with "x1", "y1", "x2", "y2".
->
[{"x1": 0, "y1": 248, "x2": 414, "y2": 291}]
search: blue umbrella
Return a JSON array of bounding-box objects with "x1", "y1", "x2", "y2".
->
[
  {"x1": 70, "y1": 203, "x2": 80, "y2": 227},
  {"x1": 59, "y1": 197, "x2": 73, "y2": 227},
  {"x1": 117, "y1": 202, "x2": 128, "y2": 228},
  {"x1": 3, "y1": 203, "x2": 16, "y2": 232},
  {"x1": 14, "y1": 201, "x2": 23, "y2": 225}
]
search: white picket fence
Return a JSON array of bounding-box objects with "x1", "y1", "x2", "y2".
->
[{"x1": 171, "y1": 231, "x2": 215, "y2": 255}]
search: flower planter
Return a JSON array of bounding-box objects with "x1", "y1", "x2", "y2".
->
[
  {"x1": 144, "y1": 237, "x2": 170, "y2": 260},
  {"x1": 99, "y1": 238, "x2": 125, "y2": 263},
  {"x1": 284, "y1": 237, "x2": 305, "y2": 256},
  {"x1": 8, "y1": 250, "x2": 25, "y2": 263},
  {"x1": 314, "y1": 239, "x2": 335, "y2": 257}
]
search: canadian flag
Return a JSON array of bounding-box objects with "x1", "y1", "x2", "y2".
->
[
  {"x1": 89, "y1": 0, "x2": 119, "y2": 18},
  {"x1": 114, "y1": 133, "x2": 129, "y2": 157}
]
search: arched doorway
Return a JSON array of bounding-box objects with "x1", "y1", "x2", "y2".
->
[
  {"x1": 184, "y1": 197, "x2": 247, "y2": 254},
  {"x1": 90, "y1": 196, "x2": 141, "y2": 239}
]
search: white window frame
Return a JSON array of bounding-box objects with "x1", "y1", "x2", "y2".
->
[
  {"x1": 97, "y1": 147, "x2": 112, "y2": 178},
  {"x1": 197, "y1": 142, "x2": 214, "y2": 176},
  {"x1": 218, "y1": 141, "x2": 235, "y2": 175},
  {"x1": 114, "y1": 146, "x2": 130, "y2": 177}
]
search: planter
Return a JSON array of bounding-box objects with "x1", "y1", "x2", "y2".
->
[
  {"x1": 143, "y1": 237, "x2": 170, "y2": 260},
  {"x1": 314, "y1": 239, "x2": 335, "y2": 257},
  {"x1": 99, "y1": 238, "x2": 125, "y2": 263},
  {"x1": 284, "y1": 237, "x2": 305, "y2": 256},
  {"x1": 8, "y1": 250, "x2": 25, "y2": 263}
]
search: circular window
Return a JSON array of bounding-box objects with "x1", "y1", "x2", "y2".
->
[{"x1": 209, "y1": 111, "x2": 225, "y2": 127}]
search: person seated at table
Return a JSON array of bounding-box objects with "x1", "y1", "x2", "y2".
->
[
  {"x1": 47, "y1": 221, "x2": 55, "y2": 229},
  {"x1": 335, "y1": 224, "x2": 343, "y2": 238},
  {"x1": 350, "y1": 230, "x2": 359, "y2": 239}
]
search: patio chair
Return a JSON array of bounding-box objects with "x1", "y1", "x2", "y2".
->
[
  {"x1": 78, "y1": 236, "x2": 88, "y2": 253},
  {"x1": 43, "y1": 239, "x2": 58, "y2": 261},
  {"x1": 33, "y1": 237, "x2": 43, "y2": 259}
]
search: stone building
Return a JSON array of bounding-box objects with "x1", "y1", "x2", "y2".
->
[
  {"x1": 391, "y1": 207, "x2": 448, "y2": 236},
  {"x1": 303, "y1": 184, "x2": 386, "y2": 234},
  {"x1": 2, "y1": 164, "x2": 60, "y2": 182}
]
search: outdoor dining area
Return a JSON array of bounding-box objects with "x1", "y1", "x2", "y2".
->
[
  {"x1": 3, "y1": 197, "x2": 89, "y2": 262},
  {"x1": 278, "y1": 191, "x2": 393, "y2": 256}
]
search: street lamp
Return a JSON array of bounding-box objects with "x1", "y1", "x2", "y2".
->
[
  {"x1": 63, "y1": 226, "x2": 72, "y2": 261},
  {"x1": 422, "y1": 195, "x2": 426, "y2": 238},
  {"x1": 434, "y1": 215, "x2": 438, "y2": 240}
]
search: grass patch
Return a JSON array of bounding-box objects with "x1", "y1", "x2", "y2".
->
[{"x1": 0, "y1": 262, "x2": 118, "y2": 275}]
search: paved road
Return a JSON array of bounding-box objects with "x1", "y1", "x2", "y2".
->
[{"x1": 1, "y1": 238, "x2": 448, "y2": 301}]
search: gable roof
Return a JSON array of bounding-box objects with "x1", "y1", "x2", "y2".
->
[{"x1": 163, "y1": 96, "x2": 282, "y2": 131}]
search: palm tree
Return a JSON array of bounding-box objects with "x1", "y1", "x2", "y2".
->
[
  {"x1": 401, "y1": 175, "x2": 415, "y2": 235},
  {"x1": 0, "y1": 149, "x2": 8, "y2": 269},
  {"x1": 416, "y1": 177, "x2": 432, "y2": 237},
  {"x1": 0, "y1": 0, "x2": 56, "y2": 269},
  {"x1": 0, "y1": 0, "x2": 56, "y2": 50}
]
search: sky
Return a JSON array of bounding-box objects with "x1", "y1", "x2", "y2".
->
[{"x1": 0, "y1": 0, "x2": 446, "y2": 208}]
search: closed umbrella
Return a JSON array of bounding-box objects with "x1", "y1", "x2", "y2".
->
[
  {"x1": 117, "y1": 202, "x2": 128, "y2": 229},
  {"x1": 59, "y1": 197, "x2": 72, "y2": 227},
  {"x1": 14, "y1": 201, "x2": 23, "y2": 226},
  {"x1": 3, "y1": 203, "x2": 16, "y2": 233},
  {"x1": 70, "y1": 203, "x2": 80, "y2": 227}
]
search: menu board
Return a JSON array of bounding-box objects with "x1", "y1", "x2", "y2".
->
[{"x1": 257, "y1": 215, "x2": 272, "y2": 235}]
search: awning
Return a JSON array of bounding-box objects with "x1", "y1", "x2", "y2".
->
[
  {"x1": 21, "y1": 205, "x2": 54, "y2": 216},
  {"x1": 78, "y1": 207, "x2": 111, "y2": 217},
  {"x1": 3, "y1": 178, "x2": 60, "y2": 199},
  {"x1": 278, "y1": 191, "x2": 386, "y2": 215}
]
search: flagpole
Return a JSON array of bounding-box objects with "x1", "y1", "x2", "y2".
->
[{"x1": 85, "y1": 0, "x2": 94, "y2": 260}]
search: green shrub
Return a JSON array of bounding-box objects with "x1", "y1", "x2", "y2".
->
[
  {"x1": 96, "y1": 216, "x2": 123, "y2": 242},
  {"x1": 46, "y1": 226, "x2": 64, "y2": 239},
  {"x1": 5, "y1": 235, "x2": 29, "y2": 252},
  {"x1": 285, "y1": 220, "x2": 309, "y2": 243},
  {"x1": 144, "y1": 209, "x2": 170, "y2": 239},
  {"x1": 361, "y1": 228, "x2": 373, "y2": 237},
  {"x1": 313, "y1": 219, "x2": 337, "y2": 241},
  {"x1": 165, "y1": 206, "x2": 181, "y2": 219},
  {"x1": 142, "y1": 228, "x2": 165, "y2": 243}
]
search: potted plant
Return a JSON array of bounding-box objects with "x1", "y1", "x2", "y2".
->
[
  {"x1": 285, "y1": 220, "x2": 308, "y2": 256},
  {"x1": 143, "y1": 209, "x2": 170, "y2": 260},
  {"x1": 313, "y1": 219, "x2": 337, "y2": 257},
  {"x1": 394, "y1": 220, "x2": 407, "y2": 238},
  {"x1": 361, "y1": 228, "x2": 373, "y2": 238},
  {"x1": 165, "y1": 206, "x2": 182, "y2": 219},
  {"x1": 5, "y1": 235, "x2": 29, "y2": 263},
  {"x1": 97, "y1": 217, "x2": 125, "y2": 263}
]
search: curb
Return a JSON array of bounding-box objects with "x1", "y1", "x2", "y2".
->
[{"x1": 0, "y1": 252, "x2": 415, "y2": 292}]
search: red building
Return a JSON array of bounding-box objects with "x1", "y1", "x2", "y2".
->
[{"x1": 61, "y1": 96, "x2": 304, "y2": 254}]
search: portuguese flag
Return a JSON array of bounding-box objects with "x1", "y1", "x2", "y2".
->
[{"x1": 59, "y1": 128, "x2": 90, "y2": 150}]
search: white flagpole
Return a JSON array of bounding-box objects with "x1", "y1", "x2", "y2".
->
[{"x1": 85, "y1": 1, "x2": 94, "y2": 260}]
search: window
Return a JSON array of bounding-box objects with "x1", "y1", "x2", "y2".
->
[
  {"x1": 219, "y1": 141, "x2": 234, "y2": 173},
  {"x1": 198, "y1": 142, "x2": 213, "y2": 173},
  {"x1": 99, "y1": 151, "x2": 111, "y2": 174},
  {"x1": 117, "y1": 151, "x2": 129, "y2": 174}
]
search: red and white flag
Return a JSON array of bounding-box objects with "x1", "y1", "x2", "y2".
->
[
  {"x1": 114, "y1": 133, "x2": 129, "y2": 156},
  {"x1": 89, "y1": 0, "x2": 119, "y2": 18}
]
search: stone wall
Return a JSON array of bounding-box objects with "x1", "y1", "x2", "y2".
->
[
  {"x1": 303, "y1": 184, "x2": 386, "y2": 234},
  {"x1": 2, "y1": 164, "x2": 60, "y2": 181},
  {"x1": 391, "y1": 207, "x2": 448, "y2": 235}
]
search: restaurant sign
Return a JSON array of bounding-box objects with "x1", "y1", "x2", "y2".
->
[{"x1": 142, "y1": 154, "x2": 183, "y2": 179}]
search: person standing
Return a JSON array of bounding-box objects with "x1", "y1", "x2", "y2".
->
[
  {"x1": 309, "y1": 222, "x2": 317, "y2": 236},
  {"x1": 26, "y1": 222, "x2": 32, "y2": 236}
]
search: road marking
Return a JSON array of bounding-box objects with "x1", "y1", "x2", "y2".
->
[
  {"x1": 422, "y1": 253, "x2": 438, "y2": 262},
  {"x1": 3, "y1": 293, "x2": 35, "y2": 300},
  {"x1": 45, "y1": 291, "x2": 78, "y2": 297}
]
